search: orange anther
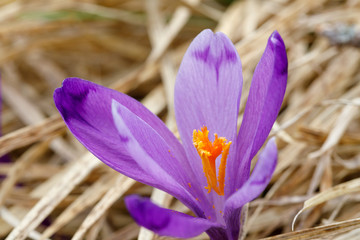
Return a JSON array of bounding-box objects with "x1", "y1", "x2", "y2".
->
[{"x1": 193, "y1": 126, "x2": 231, "y2": 195}]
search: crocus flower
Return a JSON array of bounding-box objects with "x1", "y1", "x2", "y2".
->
[{"x1": 54, "y1": 29, "x2": 287, "y2": 240}]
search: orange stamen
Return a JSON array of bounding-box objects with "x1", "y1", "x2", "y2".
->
[{"x1": 193, "y1": 126, "x2": 231, "y2": 195}]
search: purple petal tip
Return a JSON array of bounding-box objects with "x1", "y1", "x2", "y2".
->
[
  {"x1": 125, "y1": 195, "x2": 217, "y2": 238},
  {"x1": 54, "y1": 78, "x2": 92, "y2": 121},
  {"x1": 125, "y1": 195, "x2": 170, "y2": 232},
  {"x1": 191, "y1": 29, "x2": 239, "y2": 65},
  {"x1": 269, "y1": 31, "x2": 288, "y2": 75},
  {"x1": 270, "y1": 31, "x2": 283, "y2": 45}
]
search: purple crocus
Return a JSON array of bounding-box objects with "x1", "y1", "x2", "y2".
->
[{"x1": 54, "y1": 29, "x2": 287, "y2": 240}]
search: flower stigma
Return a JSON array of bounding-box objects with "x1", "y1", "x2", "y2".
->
[{"x1": 193, "y1": 126, "x2": 231, "y2": 195}]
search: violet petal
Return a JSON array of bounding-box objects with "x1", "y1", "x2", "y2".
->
[
  {"x1": 111, "y1": 99, "x2": 201, "y2": 212},
  {"x1": 125, "y1": 195, "x2": 222, "y2": 238},
  {"x1": 174, "y1": 29, "x2": 242, "y2": 191},
  {"x1": 54, "y1": 78, "x2": 199, "y2": 209},
  {"x1": 54, "y1": 78, "x2": 188, "y2": 166},
  {"x1": 230, "y1": 31, "x2": 287, "y2": 191},
  {"x1": 224, "y1": 138, "x2": 277, "y2": 225}
]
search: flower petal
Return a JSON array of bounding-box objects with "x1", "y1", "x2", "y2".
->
[
  {"x1": 230, "y1": 31, "x2": 287, "y2": 190},
  {"x1": 54, "y1": 78, "x2": 141, "y2": 176},
  {"x1": 174, "y1": 29, "x2": 242, "y2": 191},
  {"x1": 223, "y1": 139, "x2": 277, "y2": 240},
  {"x1": 224, "y1": 138, "x2": 277, "y2": 217},
  {"x1": 54, "y1": 78, "x2": 187, "y2": 166},
  {"x1": 54, "y1": 78, "x2": 200, "y2": 209},
  {"x1": 125, "y1": 195, "x2": 222, "y2": 238},
  {"x1": 111, "y1": 99, "x2": 203, "y2": 212}
]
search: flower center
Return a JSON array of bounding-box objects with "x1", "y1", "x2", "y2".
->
[{"x1": 193, "y1": 126, "x2": 231, "y2": 195}]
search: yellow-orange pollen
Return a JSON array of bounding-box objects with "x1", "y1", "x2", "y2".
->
[{"x1": 193, "y1": 126, "x2": 231, "y2": 196}]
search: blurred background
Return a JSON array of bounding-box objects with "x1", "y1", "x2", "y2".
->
[{"x1": 0, "y1": 0, "x2": 360, "y2": 239}]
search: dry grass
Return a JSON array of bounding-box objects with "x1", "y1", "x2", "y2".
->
[{"x1": 0, "y1": 0, "x2": 360, "y2": 239}]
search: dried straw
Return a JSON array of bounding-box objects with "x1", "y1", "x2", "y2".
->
[{"x1": 0, "y1": 0, "x2": 359, "y2": 239}]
